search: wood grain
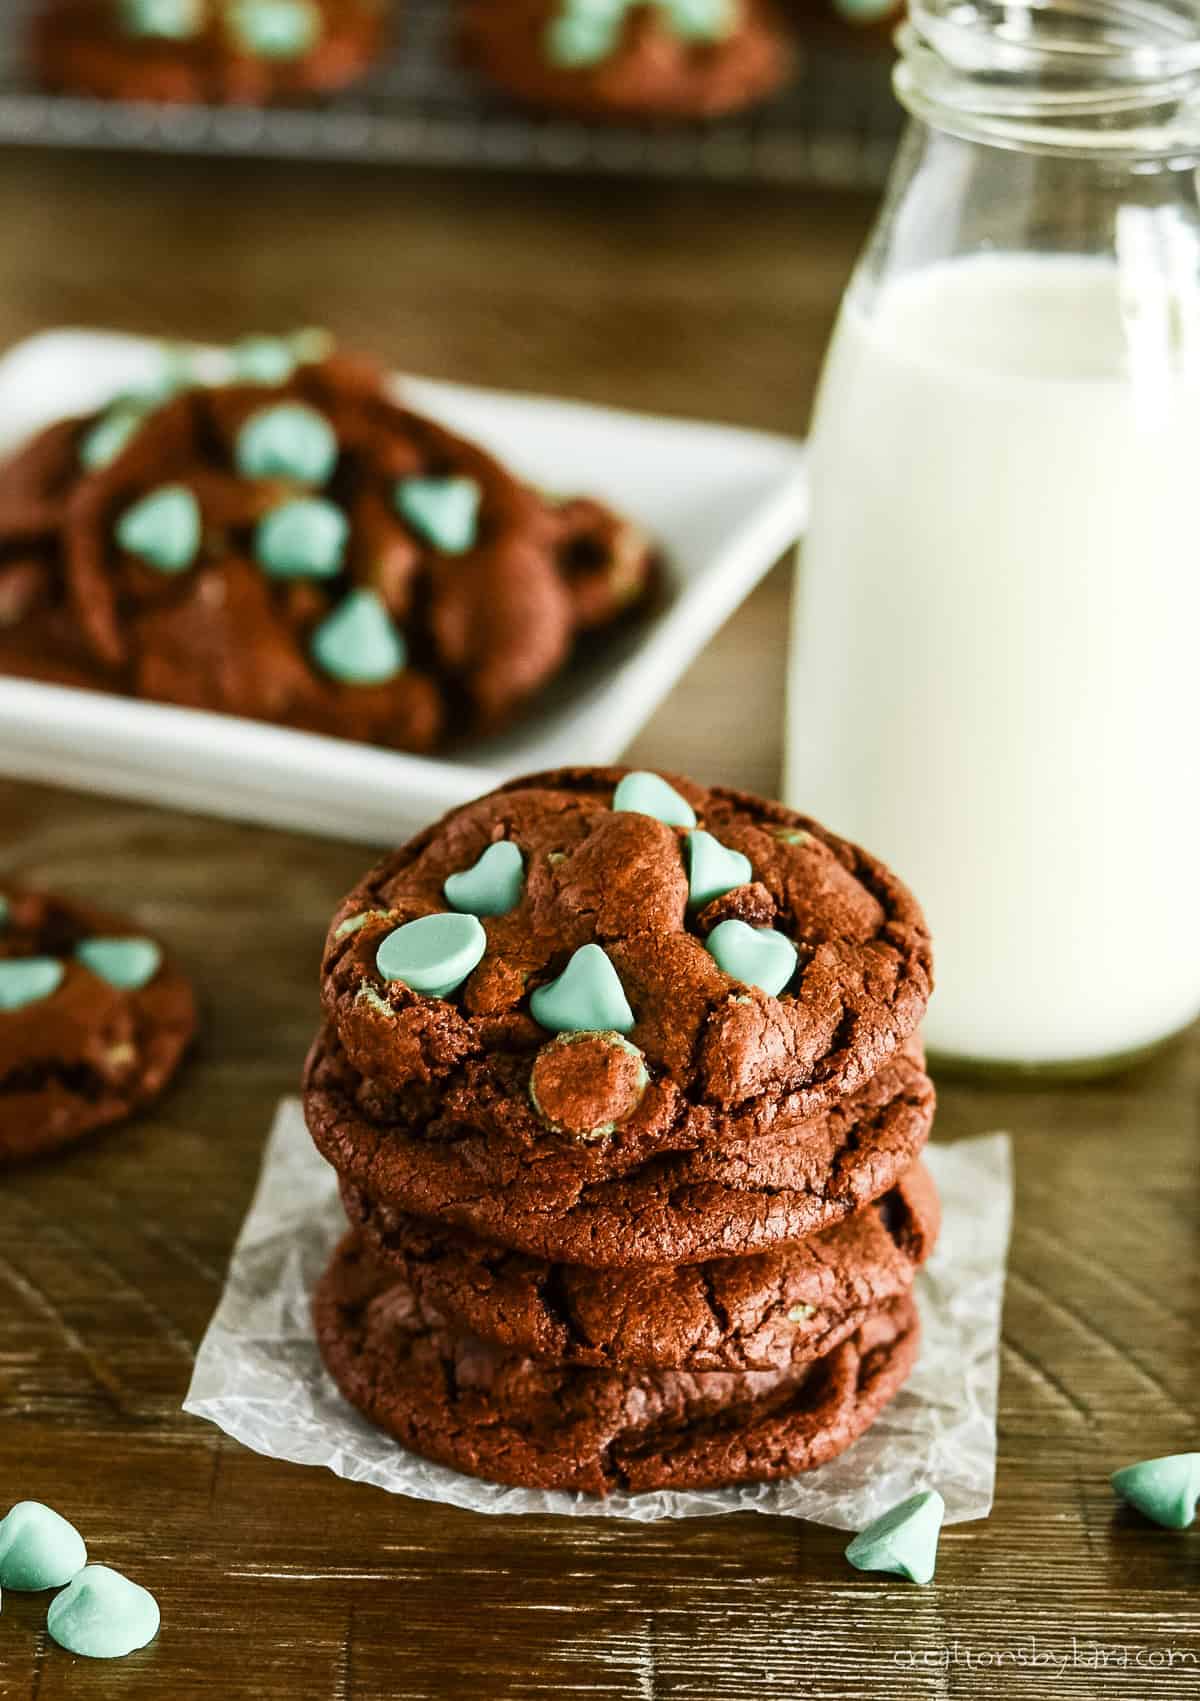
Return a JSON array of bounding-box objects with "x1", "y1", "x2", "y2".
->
[{"x1": 1, "y1": 148, "x2": 1199, "y2": 1701}]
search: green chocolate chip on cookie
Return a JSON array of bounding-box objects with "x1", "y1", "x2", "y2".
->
[
  {"x1": 79, "y1": 403, "x2": 145, "y2": 470},
  {"x1": 232, "y1": 335, "x2": 299, "y2": 385},
  {"x1": 310, "y1": 590, "x2": 406, "y2": 685},
  {"x1": 661, "y1": 0, "x2": 736, "y2": 40},
  {"x1": 0, "y1": 958, "x2": 65, "y2": 1011},
  {"x1": 1111, "y1": 1454, "x2": 1200, "y2": 1529},
  {"x1": 529, "y1": 1030, "x2": 648, "y2": 1138},
  {"x1": 291, "y1": 327, "x2": 335, "y2": 364},
  {"x1": 845, "y1": 1489, "x2": 944, "y2": 1586},
  {"x1": 376, "y1": 913, "x2": 487, "y2": 999},
  {"x1": 545, "y1": 0, "x2": 731, "y2": 65},
  {"x1": 444, "y1": 842, "x2": 525, "y2": 917},
  {"x1": 140, "y1": 343, "x2": 197, "y2": 405},
  {"x1": 356, "y1": 983, "x2": 395, "y2": 1019},
  {"x1": 115, "y1": 484, "x2": 201, "y2": 574},
  {"x1": 235, "y1": 402, "x2": 338, "y2": 485},
  {"x1": 334, "y1": 909, "x2": 394, "y2": 940},
  {"x1": 394, "y1": 476, "x2": 482, "y2": 556},
  {"x1": 612, "y1": 771, "x2": 696, "y2": 829},
  {"x1": 0, "y1": 1502, "x2": 87, "y2": 1591},
  {"x1": 686, "y1": 829, "x2": 752, "y2": 909},
  {"x1": 833, "y1": 0, "x2": 896, "y2": 20},
  {"x1": 531, "y1": 943, "x2": 635, "y2": 1035},
  {"x1": 76, "y1": 937, "x2": 162, "y2": 991},
  {"x1": 232, "y1": 329, "x2": 330, "y2": 382},
  {"x1": 544, "y1": 6, "x2": 623, "y2": 66},
  {"x1": 119, "y1": 0, "x2": 204, "y2": 38},
  {"x1": 226, "y1": 0, "x2": 321, "y2": 58},
  {"x1": 706, "y1": 918, "x2": 797, "y2": 997},
  {"x1": 47, "y1": 1564, "x2": 160, "y2": 1660},
  {"x1": 256, "y1": 497, "x2": 348, "y2": 579}
]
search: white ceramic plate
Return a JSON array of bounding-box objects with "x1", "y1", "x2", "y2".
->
[{"x1": 0, "y1": 330, "x2": 808, "y2": 844}]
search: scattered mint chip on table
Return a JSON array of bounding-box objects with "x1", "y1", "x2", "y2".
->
[
  {"x1": 0, "y1": 1502, "x2": 87, "y2": 1592},
  {"x1": 1111, "y1": 1454, "x2": 1200, "y2": 1529},
  {"x1": 47, "y1": 1564, "x2": 160, "y2": 1660},
  {"x1": 845, "y1": 1489, "x2": 945, "y2": 1586}
]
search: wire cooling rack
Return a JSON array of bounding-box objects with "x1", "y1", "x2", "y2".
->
[{"x1": 0, "y1": 1, "x2": 901, "y2": 186}]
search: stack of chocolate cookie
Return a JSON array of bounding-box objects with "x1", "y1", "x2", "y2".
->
[{"x1": 304, "y1": 766, "x2": 939, "y2": 1495}]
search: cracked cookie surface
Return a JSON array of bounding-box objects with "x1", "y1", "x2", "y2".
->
[
  {"x1": 313, "y1": 1026, "x2": 934, "y2": 1265},
  {"x1": 0, "y1": 883, "x2": 195, "y2": 1163},
  {"x1": 342, "y1": 1159, "x2": 939, "y2": 1371},
  {"x1": 314, "y1": 1232, "x2": 920, "y2": 1494}
]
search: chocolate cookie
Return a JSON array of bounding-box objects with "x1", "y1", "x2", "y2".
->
[
  {"x1": 0, "y1": 344, "x2": 656, "y2": 751},
  {"x1": 0, "y1": 884, "x2": 195, "y2": 1163},
  {"x1": 314, "y1": 764, "x2": 932, "y2": 1167},
  {"x1": 314, "y1": 1232, "x2": 920, "y2": 1494},
  {"x1": 32, "y1": 0, "x2": 388, "y2": 105},
  {"x1": 0, "y1": 418, "x2": 115, "y2": 691},
  {"x1": 0, "y1": 602, "x2": 104, "y2": 691},
  {"x1": 342, "y1": 1159, "x2": 939, "y2": 1371},
  {"x1": 460, "y1": 0, "x2": 793, "y2": 121},
  {"x1": 317, "y1": 1026, "x2": 934, "y2": 1264}
]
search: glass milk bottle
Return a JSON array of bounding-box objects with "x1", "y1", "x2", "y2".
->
[{"x1": 786, "y1": 0, "x2": 1200, "y2": 1077}]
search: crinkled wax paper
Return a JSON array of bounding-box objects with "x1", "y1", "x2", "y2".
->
[{"x1": 185, "y1": 1101, "x2": 1011, "y2": 1527}]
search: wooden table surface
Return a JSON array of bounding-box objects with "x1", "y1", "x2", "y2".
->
[{"x1": 1, "y1": 149, "x2": 1197, "y2": 1701}]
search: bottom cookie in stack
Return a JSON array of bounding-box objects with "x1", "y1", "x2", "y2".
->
[{"x1": 314, "y1": 1162, "x2": 939, "y2": 1495}]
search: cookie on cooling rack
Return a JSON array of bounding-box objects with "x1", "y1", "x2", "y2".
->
[
  {"x1": 31, "y1": 0, "x2": 390, "y2": 105},
  {"x1": 459, "y1": 0, "x2": 794, "y2": 122}
]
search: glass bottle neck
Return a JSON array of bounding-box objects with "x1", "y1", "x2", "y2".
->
[{"x1": 895, "y1": 0, "x2": 1200, "y2": 159}]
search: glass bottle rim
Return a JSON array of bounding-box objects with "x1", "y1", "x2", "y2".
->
[{"x1": 895, "y1": 0, "x2": 1200, "y2": 157}]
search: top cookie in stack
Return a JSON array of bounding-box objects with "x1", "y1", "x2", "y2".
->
[{"x1": 305, "y1": 766, "x2": 937, "y2": 1494}]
